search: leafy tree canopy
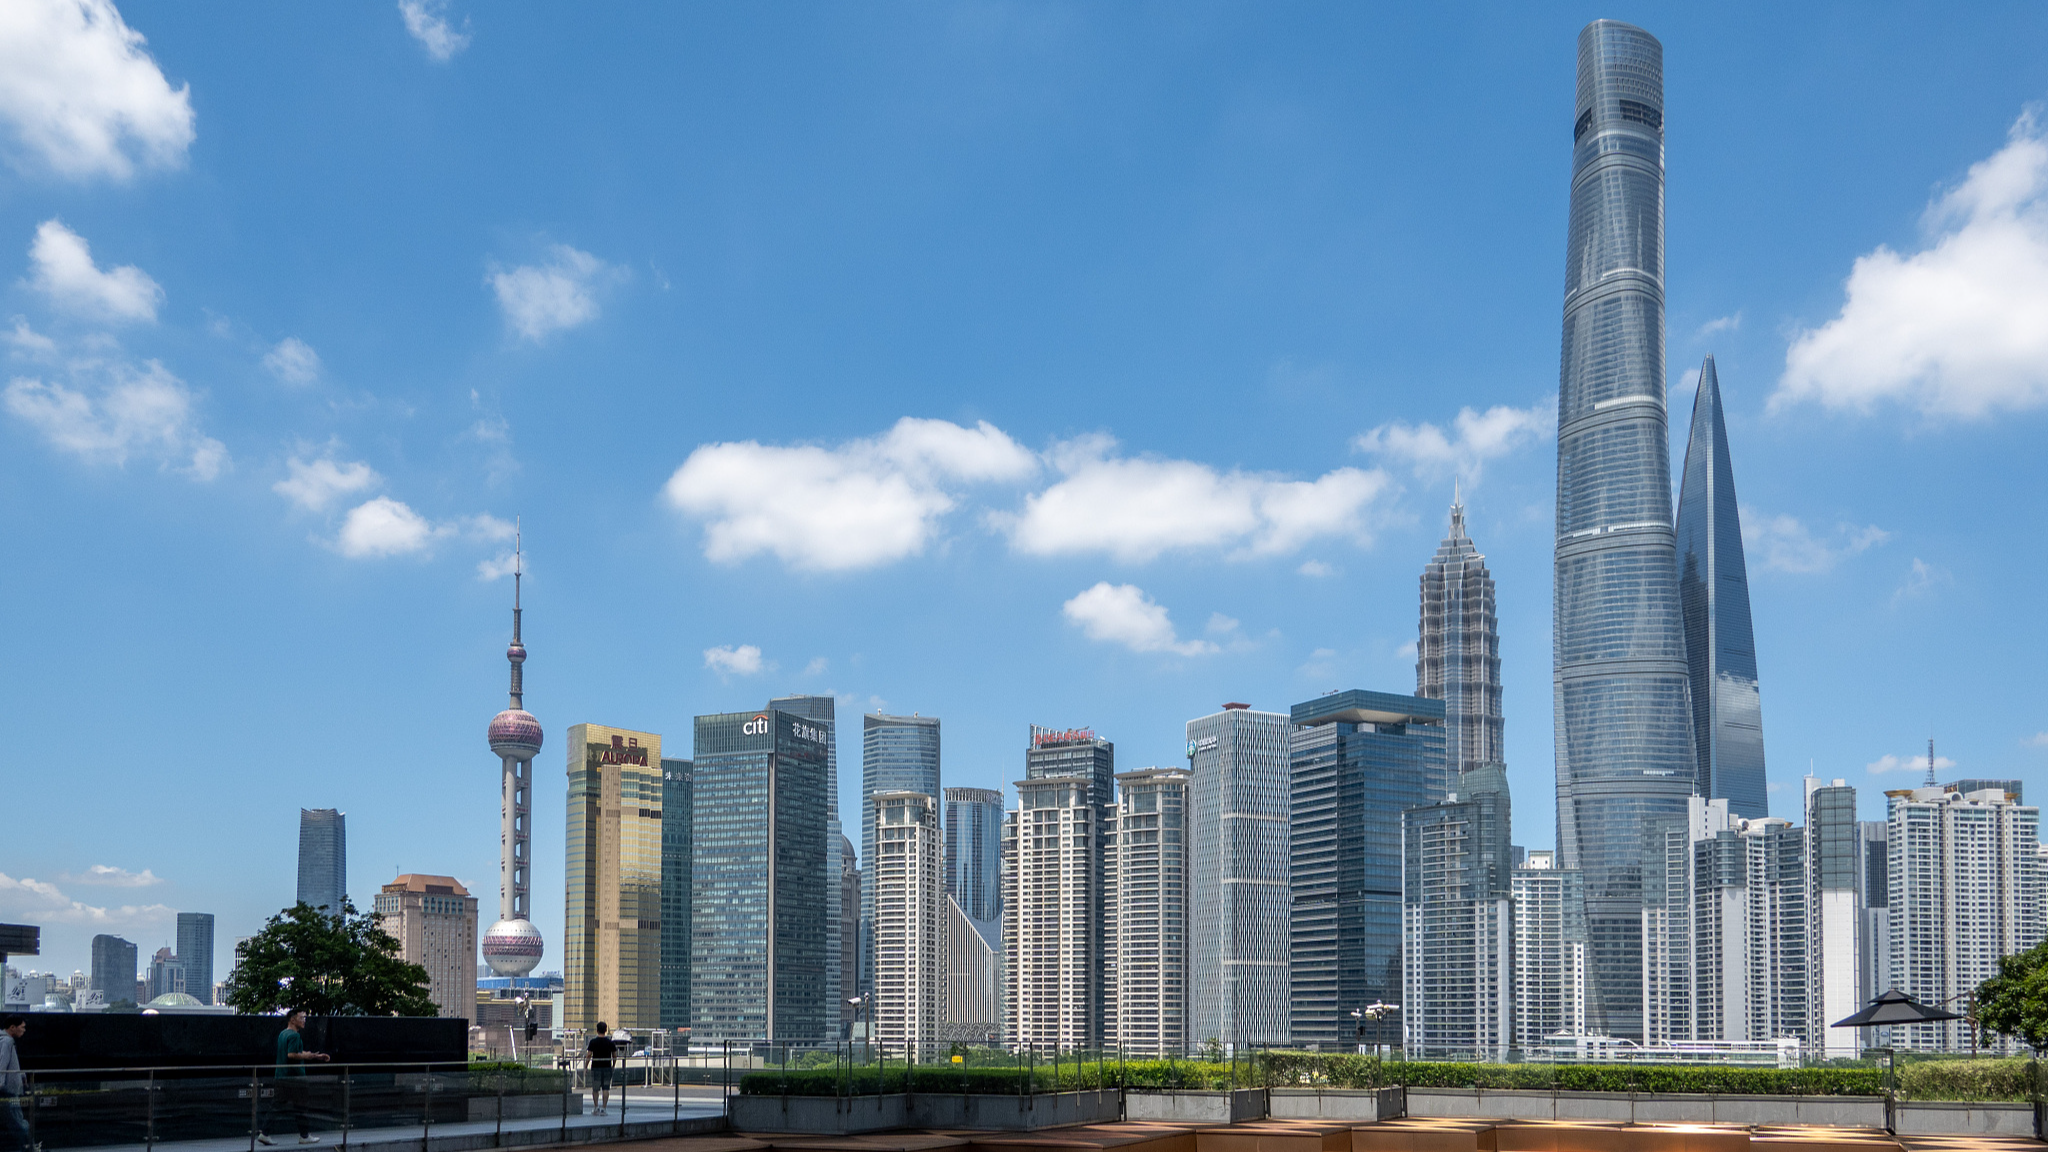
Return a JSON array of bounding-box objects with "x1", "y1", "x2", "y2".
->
[
  {"x1": 1973, "y1": 937, "x2": 2048, "y2": 1054},
  {"x1": 222, "y1": 901, "x2": 437, "y2": 1017}
]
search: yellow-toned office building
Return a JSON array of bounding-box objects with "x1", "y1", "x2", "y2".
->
[{"x1": 563, "y1": 723, "x2": 664, "y2": 1034}]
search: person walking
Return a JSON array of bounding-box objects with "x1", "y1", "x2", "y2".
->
[
  {"x1": 585, "y1": 1024, "x2": 618, "y2": 1116},
  {"x1": 257, "y1": 1010, "x2": 329, "y2": 1145},
  {"x1": 0, "y1": 1015, "x2": 31, "y2": 1152}
]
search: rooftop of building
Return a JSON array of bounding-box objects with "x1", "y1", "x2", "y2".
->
[
  {"x1": 1291, "y1": 688, "x2": 1445, "y2": 728},
  {"x1": 382, "y1": 874, "x2": 469, "y2": 896}
]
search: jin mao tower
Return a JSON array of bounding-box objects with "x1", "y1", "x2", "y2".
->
[{"x1": 1417, "y1": 493, "x2": 1505, "y2": 778}]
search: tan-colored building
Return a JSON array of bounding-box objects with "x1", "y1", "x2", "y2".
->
[
  {"x1": 564, "y1": 723, "x2": 664, "y2": 1034},
  {"x1": 374, "y1": 874, "x2": 478, "y2": 1019}
]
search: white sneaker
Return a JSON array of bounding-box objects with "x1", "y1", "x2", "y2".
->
[
  {"x1": 299, "y1": 1137, "x2": 322, "y2": 1145},
  {"x1": 257, "y1": 1136, "x2": 276, "y2": 1147}
]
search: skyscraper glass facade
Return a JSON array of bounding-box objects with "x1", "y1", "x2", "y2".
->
[
  {"x1": 296, "y1": 808, "x2": 347, "y2": 915},
  {"x1": 563, "y1": 724, "x2": 663, "y2": 1033},
  {"x1": 1287, "y1": 690, "x2": 1445, "y2": 1047},
  {"x1": 1677, "y1": 354, "x2": 1768, "y2": 819},
  {"x1": 944, "y1": 787, "x2": 1004, "y2": 923},
  {"x1": 693, "y1": 708, "x2": 830, "y2": 1042},
  {"x1": 176, "y1": 912, "x2": 215, "y2": 1005},
  {"x1": 1418, "y1": 501, "x2": 1505, "y2": 779},
  {"x1": 1552, "y1": 19, "x2": 1696, "y2": 1041},
  {"x1": 861, "y1": 713, "x2": 940, "y2": 996},
  {"x1": 1186, "y1": 705, "x2": 1292, "y2": 1046},
  {"x1": 660, "y1": 757, "x2": 694, "y2": 1030},
  {"x1": 771, "y1": 695, "x2": 843, "y2": 1025}
]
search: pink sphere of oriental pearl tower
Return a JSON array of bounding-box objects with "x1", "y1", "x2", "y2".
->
[{"x1": 483, "y1": 528, "x2": 545, "y2": 978}]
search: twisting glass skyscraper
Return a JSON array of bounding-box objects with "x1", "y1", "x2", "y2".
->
[
  {"x1": 1676, "y1": 355, "x2": 1767, "y2": 819},
  {"x1": 1418, "y1": 495, "x2": 1504, "y2": 778},
  {"x1": 1552, "y1": 20, "x2": 1696, "y2": 1041}
]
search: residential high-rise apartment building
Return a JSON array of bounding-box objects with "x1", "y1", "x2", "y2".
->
[
  {"x1": 692, "y1": 708, "x2": 830, "y2": 1042},
  {"x1": 563, "y1": 724, "x2": 664, "y2": 1034},
  {"x1": 296, "y1": 808, "x2": 347, "y2": 915},
  {"x1": 1288, "y1": 690, "x2": 1445, "y2": 1047},
  {"x1": 862, "y1": 714, "x2": 940, "y2": 997},
  {"x1": 1418, "y1": 498, "x2": 1504, "y2": 779},
  {"x1": 176, "y1": 913, "x2": 215, "y2": 1005},
  {"x1": 1111, "y1": 768, "x2": 1189, "y2": 1056},
  {"x1": 374, "y1": 874, "x2": 479, "y2": 1019},
  {"x1": 773, "y1": 694, "x2": 844, "y2": 1027},
  {"x1": 483, "y1": 536, "x2": 545, "y2": 978},
  {"x1": 1402, "y1": 764, "x2": 1513, "y2": 1061},
  {"x1": 1185, "y1": 704, "x2": 1291, "y2": 1047},
  {"x1": 1677, "y1": 355, "x2": 1768, "y2": 819},
  {"x1": 1005, "y1": 771, "x2": 1100, "y2": 1050},
  {"x1": 946, "y1": 896, "x2": 1002, "y2": 1042},
  {"x1": 1807, "y1": 779, "x2": 1862, "y2": 1056},
  {"x1": 1512, "y1": 851, "x2": 1587, "y2": 1050},
  {"x1": 660, "y1": 757, "x2": 694, "y2": 1030},
  {"x1": 1551, "y1": 19, "x2": 1696, "y2": 1043},
  {"x1": 1017, "y1": 725, "x2": 1116, "y2": 1044},
  {"x1": 90, "y1": 934, "x2": 137, "y2": 1005},
  {"x1": 1887, "y1": 783, "x2": 2044, "y2": 1051},
  {"x1": 945, "y1": 787, "x2": 1004, "y2": 923},
  {"x1": 871, "y1": 791, "x2": 945, "y2": 1055}
]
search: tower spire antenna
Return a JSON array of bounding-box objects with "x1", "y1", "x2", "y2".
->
[{"x1": 1926, "y1": 737, "x2": 1937, "y2": 787}]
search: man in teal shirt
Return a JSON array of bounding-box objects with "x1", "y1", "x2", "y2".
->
[{"x1": 258, "y1": 1011, "x2": 329, "y2": 1145}]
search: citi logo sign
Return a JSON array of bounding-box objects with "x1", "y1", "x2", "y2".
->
[{"x1": 742, "y1": 714, "x2": 772, "y2": 736}]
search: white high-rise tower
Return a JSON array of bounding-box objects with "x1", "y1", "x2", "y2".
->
[{"x1": 483, "y1": 530, "x2": 545, "y2": 977}]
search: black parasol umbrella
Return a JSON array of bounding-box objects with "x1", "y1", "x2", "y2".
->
[{"x1": 1830, "y1": 988, "x2": 1963, "y2": 1029}]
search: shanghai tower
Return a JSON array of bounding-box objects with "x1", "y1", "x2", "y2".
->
[
  {"x1": 1551, "y1": 20, "x2": 1696, "y2": 1041},
  {"x1": 1676, "y1": 355, "x2": 1767, "y2": 818}
]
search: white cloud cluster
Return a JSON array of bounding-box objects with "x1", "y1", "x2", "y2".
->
[
  {"x1": 1061, "y1": 582, "x2": 1216, "y2": 657},
  {"x1": 1868, "y1": 752, "x2": 1956, "y2": 776},
  {"x1": 28, "y1": 218, "x2": 161, "y2": 322},
  {"x1": 1778, "y1": 113, "x2": 2048, "y2": 418},
  {"x1": 5, "y1": 356, "x2": 224, "y2": 478},
  {"x1": 0, "y1": 0, "x2": 194, "y2": 180},
  {"x1": 488, "y1": 245, "x2": 614, "y2": 342},
  {"x1": 333, "y1": 498, "x2": 509, "y2": 560},
  {"x1": 665, "y1": 417, "x2": 1037, "y2": 571},
  {"x1": 1355, "y1": 401, "x2": 1552, "y2": 484},
  {"x1": 398, "y1": 0, "x2": 470, "y2": 61},
  {"x1": 704, "y1": 644, "x2": 767, "y2": 677},
  {"x1": 1893, "y1": 557, "x2": 1951, "y2": 606},
  {"x1": 263, "y1": 336, "x2": 320, "y2": 385},
  {"x1": 1006, "y1": 436, "x2": 1388, "y2": 563},
  {"x1": 1740, "y1": 509, "x2": 1889, "y2": 574},
  {"x1": 0, "y1": 870, "x2": 172, "y2": 927},
  {"x1": 273, "y1": 456, "x2": 380, "y2": 512},
  {"x1": 57, "y1": 864, "x2": 159, "y2": 887}
]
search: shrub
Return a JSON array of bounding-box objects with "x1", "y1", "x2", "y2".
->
[{"x1": 1896, "y1": 1057, "x2": 2034, "y2": 1102}]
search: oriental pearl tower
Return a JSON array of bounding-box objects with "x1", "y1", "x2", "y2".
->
[{"x1": 482, "y1": 530, "x2": 545, "y2": 977}]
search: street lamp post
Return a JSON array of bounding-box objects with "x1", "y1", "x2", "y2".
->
[{"x1": 846, "y1": 996, "x2": 868, "y2": 1065}]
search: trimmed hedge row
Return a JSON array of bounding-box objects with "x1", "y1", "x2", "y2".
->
[{"x1": 1897, "y1": 1057, "x2": 2035, "y2": 1102}]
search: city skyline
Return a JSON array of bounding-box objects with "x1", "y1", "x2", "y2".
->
[{"x1": 6, "y1": 3, "x2": 2048, "y2": 981}]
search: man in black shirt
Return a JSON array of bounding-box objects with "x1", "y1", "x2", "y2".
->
[{"x1": 585, "y1": 1024, "x2": 618, "y2": 1116}]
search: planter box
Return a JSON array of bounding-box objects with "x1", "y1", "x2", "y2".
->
[
  {"x1": 1268, "y1": 1088, "x2": 1407, "y2": 1121},
  {"x1": 1407, "y1": 1088, "x2": 1887, "y2": 1128},
  {"x1": 1125, "y1": 1089, "x2": 1268, "y2": 1123},
  {"x1": 730, "y1": 1089, "x2": 1120, "y2": 1134},
  {"x1": 1894, "y1": 1101, "x2": 2036, "y2": 1136}
]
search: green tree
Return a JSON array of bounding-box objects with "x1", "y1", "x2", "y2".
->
[
  {"x1": 222, "y1": 901, "x2": 437, "y2": 1017},
  {"x1": 1974, "y1": 938, "x2": 2048, "y2": 1054}
]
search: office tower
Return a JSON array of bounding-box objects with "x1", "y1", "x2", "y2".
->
[
  {"x1": 563, "y1": 724, "x2": 664, "y2": 1033},
  {"x1": 661, "y1": 757, "x2": 694, "y2": 1030},
  {"x1": 146, "y1": 947, "x2": 183, "y2": 1001},
  {"x1": 1677, "y1": 355, "x2": 1768, "y2": 819},
  {"x1": 296, "y1": 808, "x2": 347, "y2": 915},
  {"x1": 484, "y1": 537, "x2": 545, "y2": 978},
  {"x1": 1418, "y1": 496, "x2": 1505, "y2": 779},
  {"x1": 1111, "y1": 768, "x2": 1190, "y2": 1056},
  {"x1": 373, "y1": 874, "x2": 479, "y2": 1019},
  {"x1": 1887, "y1": 783, "x2": 2045, "y2": 1051},
  {"x1": 1860, "y1": 819, "x2": 1889, "y2": 1019},
  {"x1": 1551, "y1": 19, "x2": 1695, "y2": 1043},
  {"x1": 1807, "y1": 779, "x2": 1862, "y2": 1056},
  {"x1": 862, "y1": 713, "x2": 941, "y2": 996},
  {"x1": 1512, "y1": 851, "x2": 1587, "y2": 1050},
  {"x1": 1402, "y1": 764, "x2": 1513, "y2": 1061},
  {"x1": 945, "y1": 787, "x2": 1004, "y2": 923},
  {"x1": 1005, "y1": 772, "x2": 1100, "y2": 1050},
  {"x1": 839, "y1": 832, "x2": 860, "y2": 1035},
  {"x1": 1288, "y1": 690, "x2": 1445, "y2": 1047},
  {"x1": 772, "y1": 694, "x2": 844, "y2": 1026},
  {"x1": 90, "y1": 934, "x2": 137, "y2": 1005},
  {"x1": 1023, "y1": 725, "x2": 1116, "y2": 1040},
  {"x1": 946, "y1": 895, "x2": 1002, "y2": 1042},
  {"x1": 1185, "y1": 703, "x2": 1292, "y2": 1047},
  {"x1": 692, "y1": 708, "x2": 830, "y2": 1043},
  {"x1": 871, "y1": 791, "x2": 946, "y2": 1055},
  {"x1": 176, "y1": 912, "x2": 215, "y2": 1005}
]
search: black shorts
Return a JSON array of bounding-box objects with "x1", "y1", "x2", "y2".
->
[{"x1": 591, "y1": 1064, "x2": 614, "y2": 1090}]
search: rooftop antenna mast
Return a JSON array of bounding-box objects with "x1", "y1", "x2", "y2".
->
[{"x1": 1925, "y1": 737, "x2": 1938, "y2": 787}]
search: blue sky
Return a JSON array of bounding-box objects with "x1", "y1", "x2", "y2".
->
[{"x1": 4, "y1": 1, "x2": 2048, "y2": 984}]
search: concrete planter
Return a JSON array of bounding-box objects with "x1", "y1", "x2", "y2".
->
[
  {"x1": 1407, "y1": 1088, "x2": 1888, "y2": 1128},
  {"x1": 1268, "y1": 1087, "x2": 1407, "y2": 1121},
  {"x1": 730, "y1": 1089, "x2": 1121, "y2": 1134},
  {"x1": 465, "y1": 1090, "x2": 587, "y2": 1120},
  {"x1": 1125, "y1": 1089, "x2": 1268, "y2": 1123},
  {"x1": 1894, "y1": 1101, "x2": 2036, "y2": 1135}
]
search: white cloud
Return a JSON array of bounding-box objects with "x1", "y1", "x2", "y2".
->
[
  {"x1": 476, "y1": 551, "x2": 519, "y2": 581},
  {"x1": 664, "y1": 417, "x2": 1036, "y2": 571},
  {"x1": 336, "y1": 496, "x2": 441, "y2": 558},
  {"x1": 1061, "y1": 582, "x2": 1216, "y2": 657},
  {"x1": 1740, "y1": 509, "x2": 1889, "y2": 574},
  {"x1": 488, "y1": 245, "x2": 614, "y2": 341},
  {"x1": 1868, "y1": 752, "x2": 1956, "y2": 776},
  {"x1": 0, "y1": 0, "x2": 194, "y2": 180},
  {"x1": 5, "y1": 356, "x2": 224, "y2": 478},
  {"x1": 803, "y1": 656, "x2": 828, "y2": 677},
  {"x1": 5, "y1": 316, "x2": 56, "y2": 355},
  {"x1": 398, "y1": 0, "x2": 470, "y2": 61},
  {"x1": 57, "y1": 864, "x2": 159, "y2": 887},
  {"x1": 2027, "y1": 732, "x2": 2048, "y2": 748},
  {"x1": 704, "y1": 644, "x2": 766, "y2": 677},
  {"x1": 27, "y1": 219, "x2": 162, "y2": 321},
  {"x1": 1696, "y1": 312, "x2": 1742, "y2": 338},
  {"x1": 1396, "y1": 640, "x2": 1418, "y2": 658},
  {"x1": 0, "y1": 871, "x2": 173, "y2": 927},
  {"x1": 1005, "y1": 436, "x2": 1388, "y2": 563},
  {"x1": 1893, "y1": 558, "x2": 1951, "y2": 606},
  {"x1": 1777, "y1": 112, "x2": 2048, "y2": 418},
  {"x1": 1206, "y1": 612, "x2": 1240, "y2": 636},
  {"x1": 273, "y1": 456, "x2": 379, "y2": 512},
  {"x1": 1355, "y1": 401, "x2": 1553, "y2": 485},
  {"x1": 1298, "y1": 559, "x2": 1335, "y2": 578},
  {"x1": 262, "y1": 336, "x2": 319, "y2": 385}
]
